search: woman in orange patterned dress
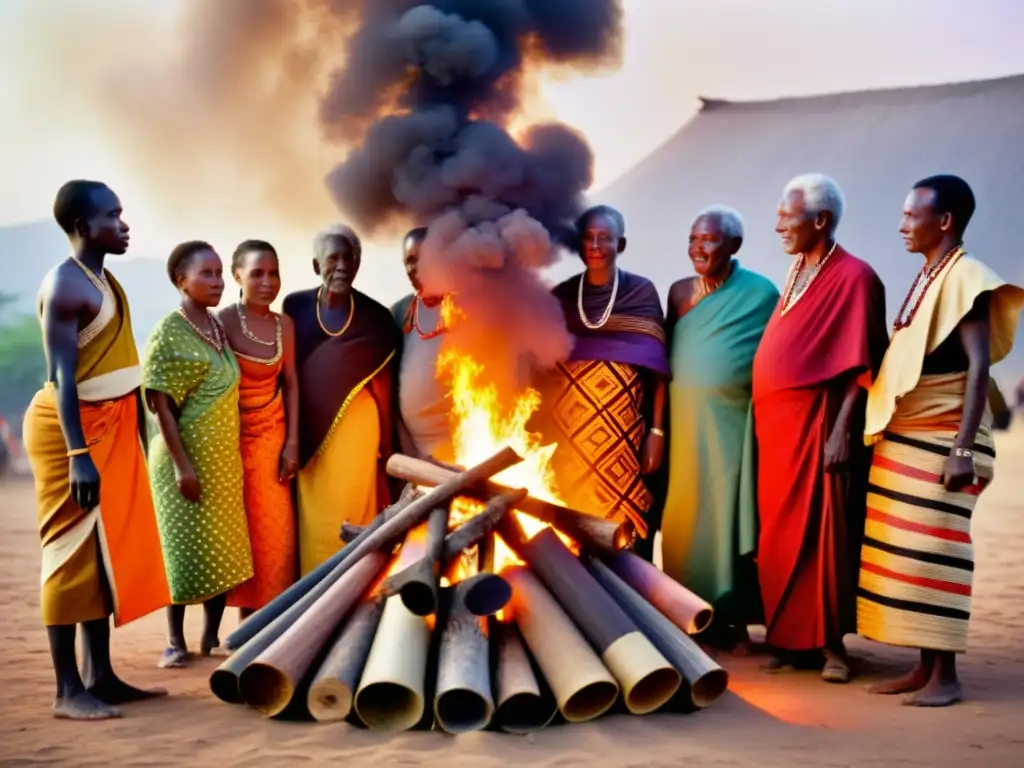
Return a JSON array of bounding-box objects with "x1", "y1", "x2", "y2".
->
[{"x1": 219, "y1": 240, "x2": 299, "y2": 617}]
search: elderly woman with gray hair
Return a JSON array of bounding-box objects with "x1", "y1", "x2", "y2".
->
[
  {"x1": 660, "y1": 205, "x2": 779, "y2": 653},
  {"x1": 281, "y1": 224, "x2": 401, "y2": 575},
  {"x1": 751, "y1": 173, "x2": 888, "y2": 683}
]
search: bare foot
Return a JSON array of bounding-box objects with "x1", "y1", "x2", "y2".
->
[
  {"x1": 158, "y1": 647, "x2": 190, "y2": 669},
  {"x1": 821, "y1": 651, "x2": 851, "y2": 683},
  {"x1": 732, "y1": 639, "x2": 769, "y2": 658},
  {"x1": 53, "y1": 690, "x2": 122, "y2": 721},
  {"x1": 200, "y1": 633, "x2": 220, "y2": 657},
  {"x1": 88, "y1": 676, "x2": 168, "y2": 705},
  {"x1": 761, "y1": 656, "x2": 795, "y2": 674},
  {"x1": 902, "y1": 678, "x2": 963, "y2": 707},
  {"x1": 731, "y1": 642, "x2": 752, "y2": 658},
  {"x1": 866, "y1": 664, "x2": 931, "y2": 695}
]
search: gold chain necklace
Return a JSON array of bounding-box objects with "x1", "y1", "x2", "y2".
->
[
  {"x1": 780, "y1": 241, "x2": 838, "y2": 316},
  {"x1": 237, "y1": 302, "x2": 279, "y2": 347},
  {"x1": 177, "y1": 306, "x2": 225, "y2": 352},
  {"x1": 316, "y1": 287, "x2": 354, "y2": 337}
]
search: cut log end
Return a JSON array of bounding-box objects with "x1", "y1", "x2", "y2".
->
[
  {"x1": 434, "y1": 689, "x2": 494, "y2": 735},
  {"x1": 399, "y1": 581, "x2": 438, "y2": 617},
  {"x1": 354, "y1": 682, "x2": 424, "y2": 732},
  {"x1": 690, "y1": 668, "x2": 730, "y2": 708},
  {"x1": 209, "y1": 669, "x2": 243, "y2": 704},
  {"x1": 307, "y1": 679, "x2": 356, "y2": 722},
  {"x1": 493, "y1": 691, "x2": 557, "y2": 734},
  {"x1": 560, "y1": 680, "x2": 620, "y2": 723},
  {"x1": 690, "y1": 608, "x2": 714, "y2": 635},
  {"x1": 613, "y1": 523, "x2": 635, "y2": 551},
  {"x1": 462, "y1": 573, "x2": 512, "y2": 617},
  {"x1": 238, "y1": 662, "x2": 294, "y2": 718},
  {"x1": 601, "y1": 630, "x2": 682, "y2": 714}
]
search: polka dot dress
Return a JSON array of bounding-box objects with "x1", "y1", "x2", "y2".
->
[{"x1": 143, "y1": 312, "x2": 254, "y2": 605}]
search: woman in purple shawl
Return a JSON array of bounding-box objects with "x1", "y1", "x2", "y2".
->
[
  {"x1": 282, "y1": 225, "x2": 400, "y2": 575},
  {"x1": 538, "y1": 205, "x2": 669, "y2": 542}
]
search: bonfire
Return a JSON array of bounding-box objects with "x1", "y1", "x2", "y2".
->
[{"x1": 208, "y1": 333, "x2": 728, "y2": 734}]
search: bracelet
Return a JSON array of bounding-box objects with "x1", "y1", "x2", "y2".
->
[
  {"x1": 66, "y1": 447, "x2": 90, "y2": 457},
  {"x1": 649, "y1": 427, "x2": 665, "y2": 438}
]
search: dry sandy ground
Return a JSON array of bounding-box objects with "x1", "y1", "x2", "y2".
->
[{"x1": 2, "y1": 428, "x2": 1023, "y2": 767}]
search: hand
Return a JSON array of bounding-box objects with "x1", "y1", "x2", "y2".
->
[
  {"x1": 641, "y1": 430, "x2": 665, "y2": 474},
  {"x1": 279, "y1": 443, "x2": 299, "y2": 483},
  {"x1": 175, "y1": 463, "x2": 202, "y2": 503},
  {"x1": 942, "y1": 450, "x2": 976, "y2": 492},
  {"x1": 69, "y1": 453, "x2": 101, "y2": 511},
  {"x1": 824, "y1": 427, "x2": 850, "y2": 473}
]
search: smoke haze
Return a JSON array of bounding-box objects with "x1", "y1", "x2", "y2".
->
[
  {"x1": 10, "y1": 1, "x2": 624, "y2": 393},
  {"x1": 317, "y1": 1, "x2": 624, "y2": 395}
]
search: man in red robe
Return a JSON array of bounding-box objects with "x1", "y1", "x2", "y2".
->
[{"x1": 752, "y1": 173, "x2": 888, "y2": 683}]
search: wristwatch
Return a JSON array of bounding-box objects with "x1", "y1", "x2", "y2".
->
[{"x1": 954, "y1": 448, "x2": 973, "y2": 458}]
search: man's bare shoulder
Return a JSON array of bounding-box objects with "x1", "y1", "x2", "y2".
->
[
  {"x1": 668, "y1": 276, "x2": 698, "y2": 294},
  {"x1": 39, "y1": 260, "x2": 92, "y2": 313},
  {"x1": 667, "y1": 276, "x2": 697, "y2": 309}
]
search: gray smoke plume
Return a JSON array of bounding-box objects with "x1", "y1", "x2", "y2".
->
[
  {"x1": 15, "y1": 0, "x2": 622, "y2": 397},
  {"x1": 319, "y1": 0, "x2": 624, "y2": 396}
]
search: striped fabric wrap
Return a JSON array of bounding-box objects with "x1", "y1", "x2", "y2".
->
[{"x1": 857, "y1": 372, "x2": 994, "y2": 653}]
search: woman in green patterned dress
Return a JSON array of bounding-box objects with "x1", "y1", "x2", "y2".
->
[{"x1": 144, "y1": 241, "x2": 253, "y2": 668}]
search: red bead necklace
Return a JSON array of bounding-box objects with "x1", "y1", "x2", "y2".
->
[
  {"x1": 407, "y1": 294, "x2": 448, "y2": 340},
  {"x1": 892, "y1": 245, "x2": 965, "y2": 331}
]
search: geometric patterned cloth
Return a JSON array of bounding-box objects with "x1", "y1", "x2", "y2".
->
[{"x1": 545, "y1": 359, "x2": 652, "y2": 536}]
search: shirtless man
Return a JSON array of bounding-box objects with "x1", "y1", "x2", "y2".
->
[
  {"x1": 391, "y1": 227, "x2": 455, "y2": 462},
  {"x1": 22, "y1": 180, "x2": 169, "y2": 719}
]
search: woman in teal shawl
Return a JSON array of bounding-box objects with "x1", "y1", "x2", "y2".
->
[{"x1": 661, "y1": 206, "x2": 778, "y2": 650}]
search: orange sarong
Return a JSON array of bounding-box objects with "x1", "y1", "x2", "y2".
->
[
  {"x1": 22, "y1": 266, "x2": 169, "y2": 627},
  {"x1": 24, "y1": 386, "x2": 170, "y2": 627},
  {"x1": 227, "y1": 352, "x2": 296, "y2": 609}
]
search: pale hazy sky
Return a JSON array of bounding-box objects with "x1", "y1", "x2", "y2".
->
[{"x1": 2, "y1": 0, "x2": 1023, "y2": 299}]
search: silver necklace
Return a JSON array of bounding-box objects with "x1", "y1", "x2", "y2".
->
[
  {"x1": 237, "y1": 302, "x2": 278, "y2": 347},
  {"x1": 577, "y1": 268, "x2": 619, "y2": 329}
]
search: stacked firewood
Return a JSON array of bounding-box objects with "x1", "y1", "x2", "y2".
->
[{"x1": 209, "y1": 448, "x2": 728, "y2": 734}]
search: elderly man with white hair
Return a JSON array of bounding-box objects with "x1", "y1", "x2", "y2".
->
[
  {"x1": 660, "y1": 205, "x2": 780, "y2": 653},
  {"x1": 282, "y1": 224, "x2": 401, "y2": 575},
  {"x1": 751, "y1": 173, "x2": 888, "y2": 683}
]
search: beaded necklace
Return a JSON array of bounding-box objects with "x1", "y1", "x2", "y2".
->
[
  {"x1": 893, "y1": 245, "x2": 965, "y2": 331},
  {"x1": 780, "y1": 241, "x2": 838, "y2": 316},
  {"x1": 410, "y1": 294, "x2": 448, "y2": 340},
  {"x1": 177, "y1": 306, "x2": 226, "y2": 352},
  {"x1": 694, "y1": 260, "x2": 733, "y2": 300}
]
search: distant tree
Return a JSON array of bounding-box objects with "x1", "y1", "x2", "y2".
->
[{"x1": 0, "y1": 294, "x2": 45, "y2": 425}]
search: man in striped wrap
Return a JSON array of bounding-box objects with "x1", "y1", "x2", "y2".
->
[{"x1": 859, "y1": 175, "x2": 1024, "y2": 707}]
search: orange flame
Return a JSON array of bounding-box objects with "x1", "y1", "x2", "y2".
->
[{"x1": 436, "y1": 300, "x2": 574, "y2": 595}]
